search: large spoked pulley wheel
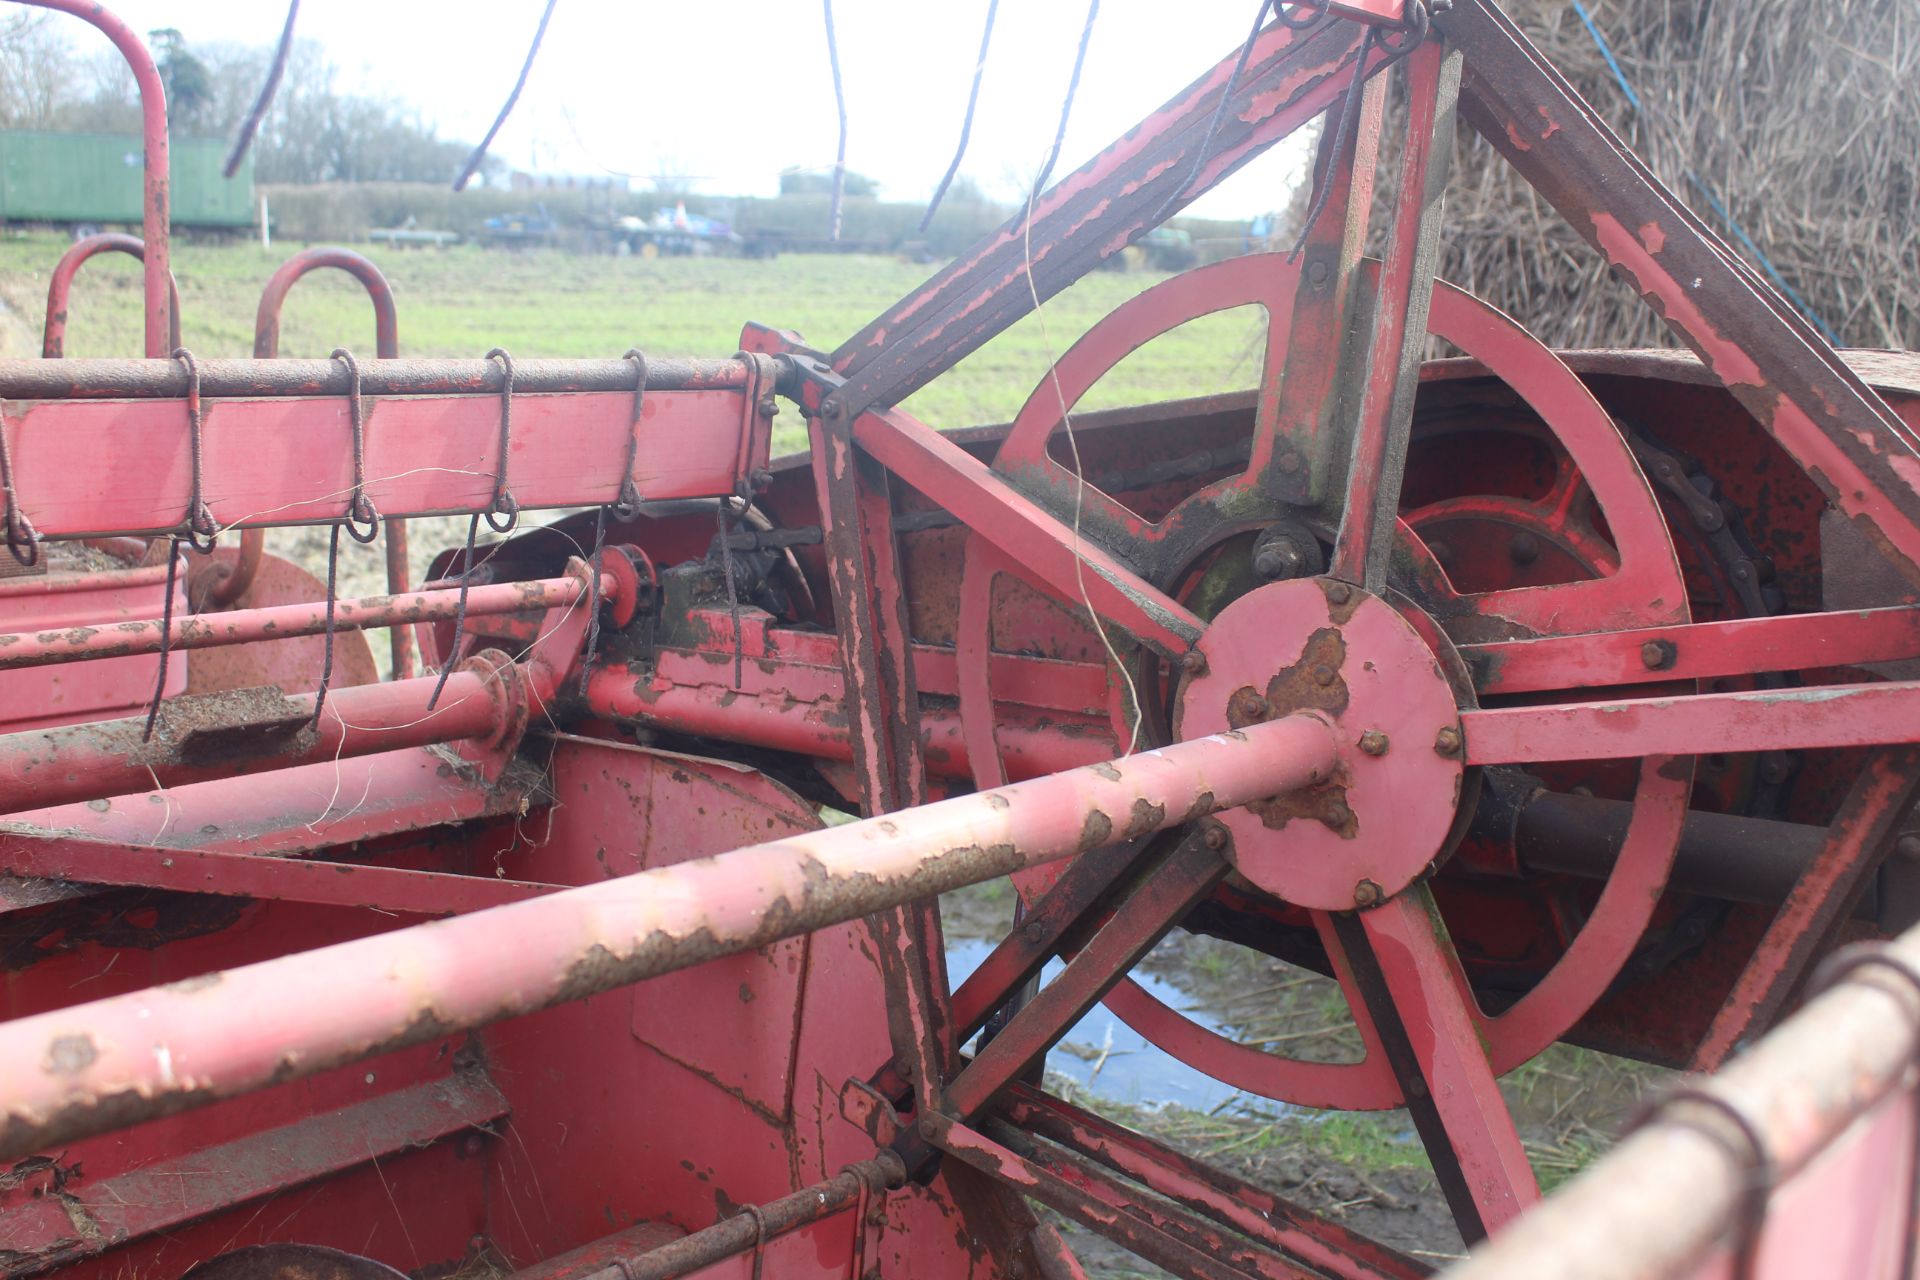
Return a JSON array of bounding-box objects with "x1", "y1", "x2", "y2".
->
[{"x1": 955, "y1": 252, "x2": 1696, "y2": 1114}]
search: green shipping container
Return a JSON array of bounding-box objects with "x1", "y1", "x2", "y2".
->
[{"x1": 0, "y1": 130, "x2": 254, "y2": 229}]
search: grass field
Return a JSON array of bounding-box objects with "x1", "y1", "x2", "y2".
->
[{"x1": 0, "y1": 234, "x2": 1267, "y2": 456}]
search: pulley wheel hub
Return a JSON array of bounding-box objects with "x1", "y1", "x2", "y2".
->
[{"x1": 1174, "y1": 577, "x2": 1464, "y2": 910}]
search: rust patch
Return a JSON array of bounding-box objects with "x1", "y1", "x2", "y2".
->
[
  {"x1": 1121, "y1": 797, "x2": 1166, "y2": 841},
  {"x1": 44, "y1": 1035, "x2": 96, "y2": 1076},
  {"x1": 1078, "y1": 809, "x2": 1114, "y2": 851},
  {"x1": 1247, "y1": 783, "x2": 1357, "y2": 839}
]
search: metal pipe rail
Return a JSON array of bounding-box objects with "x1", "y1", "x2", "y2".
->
[
  {"x1": 0, "y1": 573, "x2": 603, "y2": 671},
  {"x1": 11, "y1": 0, "x2": 170, "y2": 357},
  {"x1": 0, "y1": 712, "x2": 1338, "y2": 1159},
  {"x1": 1440, "y1": 926, "x2": 1920, "y2": 1279},
  {"x1": 0, "y1": 355, "x2": 763, "y2": 401},
  {"x1": 0, "y1": 663, "x2": 512, "y2": 813}
]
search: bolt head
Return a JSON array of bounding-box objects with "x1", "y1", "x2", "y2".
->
[
  {"x1": 1897, "y1": 834, "x2": 1920, "y2": 863},
  {"x1": 1202, "y1": 821, "x2": 1229, "y2": 851},
  {"x1": 1023, "y1": 920, "x2": 1047, "y2": 944},
  {"x1": 917, "y1": 1116, "x2": 938, "y2": 1141},
  {"x1": 1254, "y1": 545, "x2": 1301, "y2": 580},
  {"x1": 1353, "y1": 879, "x2": 1383, "y2": 908},
  {"x1": 1358, "y1": 730, "x2": 1389, "y2": 757},
  {"x1": 1433, "y1": 725, "x2": 1463, "y2": 757},
  {"x1": 894, "y1": 1057, "x2": 915, "y2": 1080},
  {"x1": 1324, "y1": 581, "x2": 1352, "y2": 605},
  {"x1": 1640, "y1": 639, "x2": 1676, "y2": 670},
  {"x1": 1181, "y1": 648, "x2": 1209, "y2": 676}
]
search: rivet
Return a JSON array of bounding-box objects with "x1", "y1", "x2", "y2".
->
[
  {"x1": 1358, "y1": 730, "x2": 1389, "y2": 757},
  {"x1": 1509, "y1": 531, "x2": 1540, "y2": 566},
  {"x1": 1180, "y1": 648, "x2": 1208, "y2": 677},
  {"x1": 1312, "y1": 664, "x2": 1337, "y2": 686},
  {"x1": 1433, "y1": 725, "x2": 1463, "y2": 757},
  {"x1": 1353, "y1": 879, "x2": 1383, "y2": 908}
]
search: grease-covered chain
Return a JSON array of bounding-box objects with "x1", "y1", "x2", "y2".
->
[
  {"x1": 0, "y1": 402, "x2": 37, "y2": 568},
  {"x1": 1289, "y1": 0, "x2": 1435, "y2": 258},
  {"x1": 576, "y1": 349, "x2": 649, "y2": 695}
]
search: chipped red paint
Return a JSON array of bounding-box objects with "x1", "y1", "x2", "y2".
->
[{"x1": 2, "y1": 6, "x2": 1920, "y2": 1277}]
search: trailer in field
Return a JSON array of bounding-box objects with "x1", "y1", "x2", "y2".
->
[{"x1": 0, "y1": 129, "x2": 253, "y2": 233}]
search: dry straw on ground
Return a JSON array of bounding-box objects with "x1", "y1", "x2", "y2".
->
[{"x1": 1392, "y1": 0, "x2": 1917, "y2": 350}]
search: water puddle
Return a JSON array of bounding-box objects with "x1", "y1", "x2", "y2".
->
[{"x1": 946, "y1": 936, "x2": 1273, "y2": 1114}]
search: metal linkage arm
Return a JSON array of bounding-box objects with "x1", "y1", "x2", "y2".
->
[{"x1": 0, "y1": 712, "x2": 1338, "y2": 1159}]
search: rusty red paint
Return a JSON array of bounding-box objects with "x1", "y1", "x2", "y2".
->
[
  {"x1": 16, "y1": 1, "x2": 170, "y2": 357},
  {"x1": 42, "y1": 234, "x2": 181, "y2": 359}
]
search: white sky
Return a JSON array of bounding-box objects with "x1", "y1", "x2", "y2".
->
[{"x1": 89, "y1": 0, "x2": 1313, "y2": 220}]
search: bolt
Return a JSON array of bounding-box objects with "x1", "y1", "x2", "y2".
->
[
  {"x1": 1254, "y1": 541, "x2": 1304, "y2": 581},
  {"x1": 1023, "y1": 920, "x2": 1047, "y2": 945},
  {"x1": 1307, "y1": 259, "x2": 1331, "y2": 289},
  {"x1": 1324, "y1": 581, "x2": 1352, "y2": 605},
  {"x1": 1312, "y1": 663, "x2": 1337, "y2": 686},
  {"x1": 1433, "y1": 725, "x2": 1462, "y2": 757},
  {"x1": 894, "y1": 1057, "x2": 915, "y2": 1080},
  {"x1": 1896, "y1": 834, "x2": 1920, "y2": 863},
  {"x1": 1228, "y1": 687, "x2": 1270, "y2": 724},
  {"x1": 1509, "y1": 531, "x2": 1540, "y2": 566},
  {"x1": 917, "y1": 1117, "x2": 938, "y2": 1141},
  {"x1": 1180, "y1": 648, "x2": 1209, "y2": 677},
  {"x1": 1358, "y1": 730, "x2": 1389, "y2": 757},
  {"x1": 1353, "y1": 879, "x2": 1383, "y2": 908},
  {"x1": 1277, "y1": 450, "x2": 1302, "y2": 474},
  {"x1": 1202, "y1": 821, "x2": 1229, "y2": 851},
  {"x1": 820, "y1": 396, "x2": 841, "y2": 419},
  {"x1": 1640, "y1": 639, "x2": 1677, "y2": 670},
  {"x1": 867, "y1": 1205, "x2": 888, "y2": 1226}
]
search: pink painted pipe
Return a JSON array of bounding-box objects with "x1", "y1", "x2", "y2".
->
[{"x1": 0, "y1": 711, "x2": 1338, "y2": 1157}]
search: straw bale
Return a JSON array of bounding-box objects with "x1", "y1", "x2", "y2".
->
[{"x1": 1359, "y1": 0, "x2": 1918, "y2": 350}]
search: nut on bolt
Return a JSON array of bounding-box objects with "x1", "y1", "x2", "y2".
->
[
  {"x1": 1202, "y1": 820, "x2": 1230, "y2": 851},
  {"x1": 1181, "y1": 648, "x2": 1208, "y2": 677},
  {"x1": 1324, "y1": 581, "x2": 1352, "y2": 606},
  {"x1": 1353, "y1": 879, "x2": 1383, "y2": 908},
  {"x1": 1358, "y1": 730, "x2": 1389, "y2": 757},
  {"x1": 1433, "y1": 725, "x2": 1463, "y2": 757},
  {"x1": 1640, "y1": 638, "x2": 1677, "y2": 670},
  {"x1": 917, "y1": 1116, "x2": 939, "y2": 1141}
]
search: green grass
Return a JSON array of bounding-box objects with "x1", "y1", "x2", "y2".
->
[{"x1": 0, "y1": 233, "x2": 1265, "y2": 455}]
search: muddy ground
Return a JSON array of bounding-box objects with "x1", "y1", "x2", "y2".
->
[{"x1": 939, "y1": 880, "x2": 1664, "y2": 1273}]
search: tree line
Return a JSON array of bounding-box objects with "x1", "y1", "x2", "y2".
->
[{"x1": 0, "y1": 13, "x2": 495, "y2": 185}]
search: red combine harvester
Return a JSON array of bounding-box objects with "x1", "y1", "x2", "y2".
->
[{"x1": 1, "y1": 1, "x2": 1917, "y2": 1277}]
